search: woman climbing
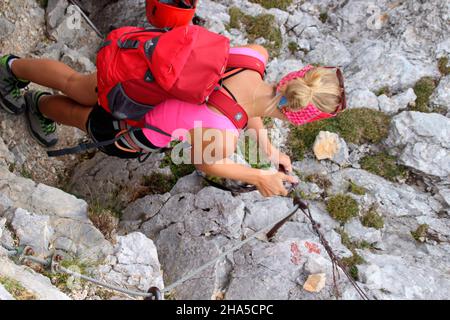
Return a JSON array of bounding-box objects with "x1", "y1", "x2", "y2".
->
[{"x1": 0, "y1": 27, "x2": 345, "y2": 198}]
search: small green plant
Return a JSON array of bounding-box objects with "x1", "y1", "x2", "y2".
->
[
  {"x1": 348, "y1": 181, "x2": 366, "y2": 195},
  {"x1": 438, "y1": 57, "x2": 450, "y2": 76},
  {"x1": 20, "y1": 166, "x2": 33, "y2": 179},
  {"x1": 326, "y1": 194, "x2": 359, "y2": 224},
  {"x1": 248, "y1": 0, "x2": 293, "y2": 10},
  {"x1": 142, "y1": 172, "x2": 177, "y2": 195},
  {"x1": 0, "y1": 276, "x2": 36, "y2": 300},
  {"x1": 43, "y1": 259, "x2": 90, "y2": 293},
  {"x1": 411, "y1": 224, "x2": 429, "y2": 242},
  {"x1": 227, "y1": 7, "x2": 283, "y2": 57},
  {"x1": 375, "y1": 86, "x2": 392, "y2": 97},
  {"x1": 360, "y1": 152, "x2": 407, "y2": 182},
  {"x1": 361, "y1": 207, "x2": 384, "y2": 230},
  {"x1": 288, "y1": 108, "x2": 390, "y2": 160},
  {"x1": 89, "y1": 204, "x2": 119, "y2": 241},
  {"x1": 412, "y1": 77, "x2": 436, "y2": 112},
  {"x1": 306, "y1": 174, "x2": 332, "y2": 191},
  {"x1": 336, "y1": 230, "x2": 366, "y2": 281},
  {"x1": 341, "y1": 254, "x2": 364, "y2": 280},
  {"x1": 288, "y1": 42, "x2": 299, "y2": 55},
  {"x1": 319, "y1": 12, "x2": 328, "y2": 23},
  {"x1": 160, "y1": 144, "x2": 196, "y2": 181}
]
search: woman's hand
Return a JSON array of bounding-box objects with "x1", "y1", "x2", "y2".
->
[
  {"x1": 268, "y1": 148, "x2": 293, "y2": 173},
  {"x1": 254, "y1": 171, "x2": 298, "y2": 197}
]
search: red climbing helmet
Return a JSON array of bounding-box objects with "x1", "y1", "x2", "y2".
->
[{"x1": 146, "y1": 0, "x2": 198, "y2": 28}]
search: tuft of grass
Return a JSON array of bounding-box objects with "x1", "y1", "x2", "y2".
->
[
  {"x1": 412, "y1": 77, "x2": 436, "y2": 112},
  {"x1": 438, "y1": 57, "x2": 450, "y2": 76},
  {"x1": 411, "y1": 224, "x2": 429, "y2": 243},
  {"x1": 288, "y1": 108, "x2": 390, "y2": 160},
  {"x1": 319, "y1": 11, "x2": 328, "y2": 23},
  {"x1": 248, "y1": 0, "x2": 293, "y2": 10},
  {"x1": 43, "y1": 259, "x2": 90, "y2": 293},
  {"x1": 160, "y1": 144, "x2": 196, "y2": 181},
  {"x1": 89, "y1": 203, "x2": 119, "y2": 241},
  {"x1": 288, "y1": 41, "x2": 300, "y2": 55},
  {"x1": 20, "y1": 166, "x2": 33, "y2": 179},
  {"x1": 337, "y1": 230, "x2": 366, "y2": 281},
  {"x1": 0, "y1": 276, "x2": 36, "y2": 300},
  {"x1": 326, "y1": 194, "x2": 359, "y2": 224},
  {"x1": 228, "y1": 7, "x2": 282, "y2": 57},
  {"x1": 361, "y1": 207, "x2": 384, "y2": 230},
  {"x1": 306, "y1": 174, "x2": 332, "y2": 191},
  {"x1": 142, "y1": 172, "x2": 177, "y2": 195},
  {"x1": 360, "y1": 152, "x2": 408, "y2": 182},
  {"x1": 348, "y1": 181, "x2": 366, "y2": 196},
  {"x1": 375, "y1": 86, "x2": 392, "y2": 97},
  {"x1": 341, "y1": 254, "x2": 364, "y2": 280}
]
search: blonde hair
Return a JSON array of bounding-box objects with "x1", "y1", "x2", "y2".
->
[{"x1": 279, "y1": 67, "x2": 342, "y2": 114}]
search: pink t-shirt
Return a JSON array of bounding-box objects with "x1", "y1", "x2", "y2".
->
[
  {"x1": 142, "y1": 47, "x2": 267, "y2": 148},
  {"x1": 143, "y1": 100, "x2": 240, "y2": 147}
]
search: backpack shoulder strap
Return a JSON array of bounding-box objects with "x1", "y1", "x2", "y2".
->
[
  {"x1": 207, "y1": 90, "x2": 248, "y2": 130},
  {"x1": 227, "y1": 50, "x2": 267, "y2": 79}
]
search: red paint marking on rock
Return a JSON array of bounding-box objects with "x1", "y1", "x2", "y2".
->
[
  {"x1": 290, "y1": 242, "x2": 301, "y2": 265},
  {"x1": 305, "y1": 241, "x2": 321, "y2": 254}
]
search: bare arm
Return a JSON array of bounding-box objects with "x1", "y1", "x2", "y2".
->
[
  {"x1": 189, "y1": 127, "x2": 297, "y2": 197},
  {"x1": 196, "y1": 159, "x2": 297, "y2": 197}
]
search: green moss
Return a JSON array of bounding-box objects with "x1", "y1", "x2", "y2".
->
[
  {"x1": 360, "y1": 152, "x2": 407, "y2": 182},
  {"x1": 227, "y1": 7, "x2": 283, "y2": 57},
  {"x1": 375, "y1": 86, "x2": 392, "y2": 97},
  {"x1": 361, "y1": 208, "x2": 384, "y2": 230},
  {"x1": 0, "y1": 276, "x2": 36, "y2": 300},
  {"x1": 336, "y1": 230, "x2": 366, "y2": 281},
  {"x1": 288, "y1": 42, "x2": 299, "y2": 55},
  {"x1": 289, "y1": 108, "x2": 390, "y2": 160},
  {"x1": 319, "y1": 12, "x2": 328, "y2": 23},
  {"x1": 248, "y1": 0, "x2": 293, "y2": 10},
  {"x1": 348, "y1": 181, "x2": 366, "y2": 195},
  {"x1": 306, "y1": 174, "x2": 332, "y2": 191},
  {"x1": 326, "y1": 194, "x2": 359, "y2": 224},
  {"x1": 438, "y1": 57, "x2": 450, "y2": 76},
  {"x1": 143, "y1": 172, "x2": 177, "y2": 195},
  {"x1": 411, "y1": 224, "x2": 429, "y2": 243},
  {"x1": 20, "y1": 166, "x2": 33, "y2": 179},
  {"x1": 160, "y1": 144, "x2": 196, "y2": 181},
  {"x1": 43, "y1": 259, "x2": 90, "y2": 293},
  {"x1": 412, "y1": 77, "x2": 436, "y2": 113}
]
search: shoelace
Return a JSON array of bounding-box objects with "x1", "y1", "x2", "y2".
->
[
  {"x1": 37, "y1": 112, "x2": 56, "y2": 135},
  {"x1": 3, "y1": 78, "x2": 23, "y2": 101}
]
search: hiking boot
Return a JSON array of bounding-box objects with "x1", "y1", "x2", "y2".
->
[
  {"x1": 0, "y1": 55, "x2": 29, "y2": 115},
  {"x1": 25, "y1": 91, "x2": 58, "y2": 147}
]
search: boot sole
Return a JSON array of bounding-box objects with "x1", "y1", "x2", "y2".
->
[{"x1": 0, "y1": 95, "x2": 24, "y2": 115}]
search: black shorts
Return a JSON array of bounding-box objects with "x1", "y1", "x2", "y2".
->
[{"x1": 86, "y1": 105, "x2": 160, "y2": 159}]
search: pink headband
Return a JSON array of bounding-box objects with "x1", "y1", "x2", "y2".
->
[{"x1": 276, "y1": 65, "x2": 335, "y2": 126}]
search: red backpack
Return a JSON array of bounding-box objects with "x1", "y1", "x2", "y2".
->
[
  {"x1": 96, "y1": 24, "x2": 265, "y2": 129},
  {"x1": 47, "y1": 25, "x2": 266, "y2": 157}
]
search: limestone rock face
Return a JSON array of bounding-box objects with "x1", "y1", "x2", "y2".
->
[
  {"x1": 431, "y1": 75, "x2": 450, "y2": 112},
  {"x1": 386, "y1": 112, "x2": 450, "y2": 178},
  {"x1": 1, "y1": 0, "x2": 450, "y2": 301}
]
